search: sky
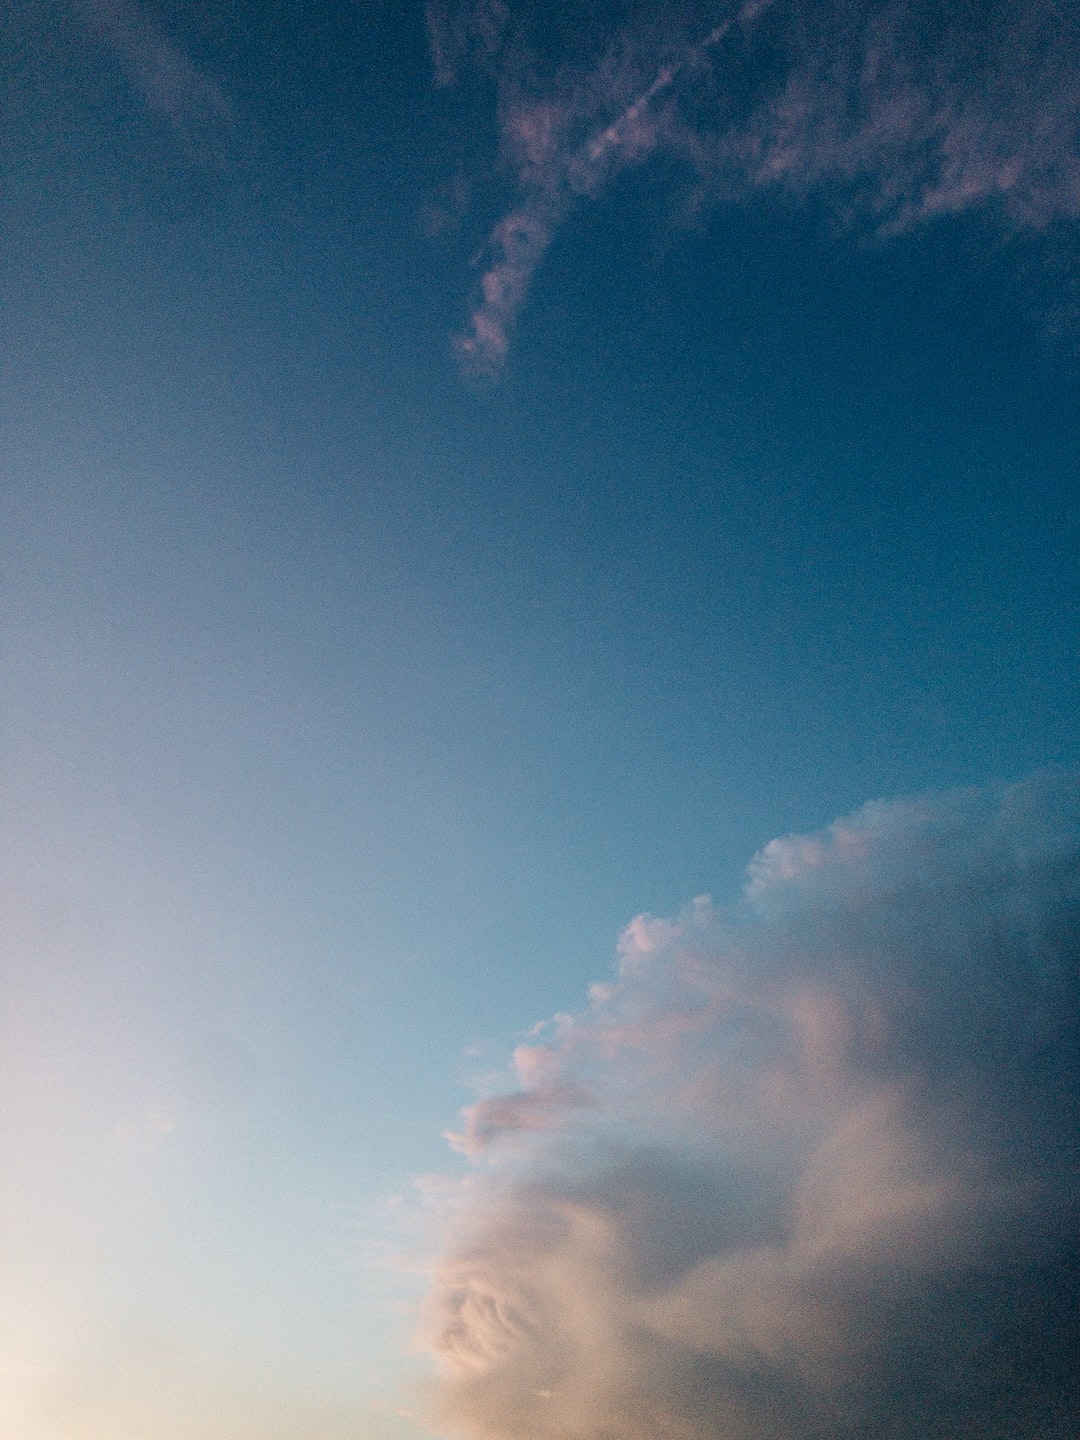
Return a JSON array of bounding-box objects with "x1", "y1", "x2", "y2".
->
[{"x1": 1, "y1": 1, "x2": 1078, "y2": 1437}]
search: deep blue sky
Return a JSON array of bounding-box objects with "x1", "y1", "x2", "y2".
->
[{"x1": 2, "y1": 1, "x2": 1079, "y2": 1436}]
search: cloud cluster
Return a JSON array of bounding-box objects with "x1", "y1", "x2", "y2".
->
[
  {"x1": 429, "y1": 0, "x2": 1080, "y2": 373},
  {"x1": 422, "y1": 774, "x2": 1080, "y2": 1440}
]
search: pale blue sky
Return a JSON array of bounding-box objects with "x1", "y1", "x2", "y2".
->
[{"x1": 2, "y1": 1, "x2": 1079, "y2": 1436}]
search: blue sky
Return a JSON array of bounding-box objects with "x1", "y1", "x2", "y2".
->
[{"x1": 2, "y1": 2, "x2": 1079, "y2": 1437}]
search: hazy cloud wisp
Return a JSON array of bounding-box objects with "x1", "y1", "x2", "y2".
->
[
  {"x1": 78, "y1": 0, "x2": 231, "y2": 138},
  {"x1": 430, "y1": 0, "x2": 1080, "y2": 375}
]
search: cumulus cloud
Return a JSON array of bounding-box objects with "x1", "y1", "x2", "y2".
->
[
  {"x1": 420, "y1": 773, "x2": 1080, "y2": 1440},
  {"x1": 429, "y1": 0, "x2": 1080, "y2": 374}
]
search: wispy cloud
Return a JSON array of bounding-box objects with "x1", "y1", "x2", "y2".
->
[
  {"x1": 420, "y1": 773, "x2": 1080, "y2": 1438},
  {"x1": 431, "y1": 0, "x2": 1080, "y2": 375},
  {"x1": 77, "y1": 0, "x2": 231, "y2": 139}
]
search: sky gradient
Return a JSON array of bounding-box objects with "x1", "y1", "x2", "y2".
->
[{"x1": 2, "y1": 2, "x2": 1079, "y2": 1438}]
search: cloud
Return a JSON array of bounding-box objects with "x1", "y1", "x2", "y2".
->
[
  {"x1": 420, "y1": 773, "x2": 1080, "y2": 1440},
  {"x1": 76, "y1": 0, "x2": 231, "y2": 138},
  {"x1": 444, "y1": 1087, "x2": 589, "y2": 1160},
  {"x1": 427, "y1": 0, "x2": 511, "y2": 89},
  {"x1": 430, "y1": 0, "x2": 1080, "y2": 374}
]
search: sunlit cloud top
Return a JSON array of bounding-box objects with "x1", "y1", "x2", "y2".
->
[{"x1": 423, "y1": 772, "x2": 1080, "y2": 1440}]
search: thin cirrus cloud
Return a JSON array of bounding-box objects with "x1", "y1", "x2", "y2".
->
[
  {"x1": 75, "y1": 0, "x2": 231, "y2": 138},
  {"x1": 420, "y1": 772, "x2": 1080, "y2": 1440},
  {"x1": 429, "y1": 0, "x2": 1080, "y2": 376}
]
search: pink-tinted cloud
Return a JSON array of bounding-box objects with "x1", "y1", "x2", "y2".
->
[
  {"x1": 432, "y1": 0, "x2": 1080, "y2": 375},
  {"x1": 419, "y1": 773, "x2": 1080, "y2": 1439},
  {"x1": 445, "y1": 2, "x2": 767, "y2": 376},
  {"x1": 446, "y1": 1082, "x2": 594, "y2": 1157},
  {"x1": 427, "y1": 0, "x2": 511, "y2": 88},
  {"x1": 77, "y1": 0, "x2": 230, "y2": 136}
]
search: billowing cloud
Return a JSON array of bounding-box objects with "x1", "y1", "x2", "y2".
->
[
  {"x1": 420, "y1": 773, "x2": 1080, "y2": 1439},
  {"x1": 430, "y1": 0, "x2": 1080, "y2": 374}
]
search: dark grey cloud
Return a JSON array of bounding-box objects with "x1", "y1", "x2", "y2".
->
[
  {"x1": 429, "y1": 0, "x2": 1080, "y2": 373},
  {"x1": 420, "y1": 773, "x2": 1080, "y2": 1440}
]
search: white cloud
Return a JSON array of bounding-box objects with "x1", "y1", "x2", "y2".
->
[{"x1": 420, "y1": 772, "x2": 1080, "y2": 1439}]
